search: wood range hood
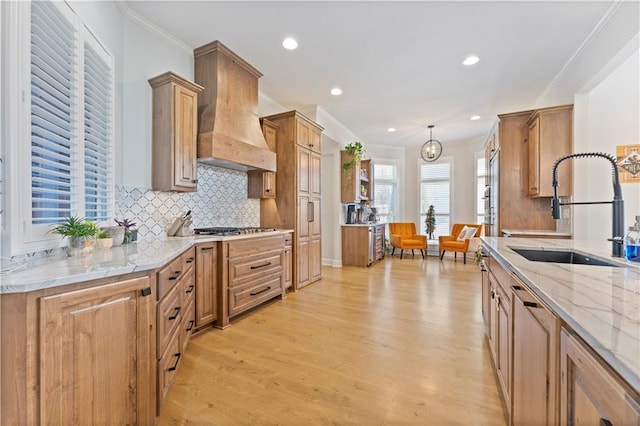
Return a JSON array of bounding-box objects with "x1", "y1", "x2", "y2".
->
[{"x1": 194, "y1": 40, "x2": 276, "y2": 172}]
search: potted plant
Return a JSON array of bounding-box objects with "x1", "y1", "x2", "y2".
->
[
  {"x1": 342, "y1": 141, "x2": 365, "y2": 175},
  {"x1": 115, "y1": 218, "x2": 138, "y2": 244},
  {"x1": 95, "y1": 229, "x2": 113, "y2": 250},
  {"x1": 49, "y1": 216, "x2": 97, "y2": 256}
]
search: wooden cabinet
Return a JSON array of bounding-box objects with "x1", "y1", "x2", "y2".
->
[
  {"x1": 248, "y1": 118, "x2": 278, "y2": 198},
  {"x1": 156, "y1": 246, "x2": 196, "y2": 413},
  {"x1": 495, "y1": 109, "x2": 561, "y2": 234},
  {"x1": 38, "y1": 275, "x2": 155, "y2": 425},
  {"x1": 512, "y1": 279, "x2": 560, "y2": 426},
  {"x1": 216, "y1": 235, "x2": 285, "y2": 328},
  {"x1": 149, "y1": 71, "x2": 204, "y2": 192},
  {"x1": 283, "y1": 232, "x2": 293, "y2": 289},
  {"x1": 527, "y1": 105, "x2": 573, "y2": 197},
  {"x1": 195, "y1": 242, "x2": 217, "y2": 328},
  {"x1": 259, "y1": 111, "x2": 323, "y2": 290},
  {"x1": 340, "y1": 155, "x2": 374, "y2": 203},
  {"x1": 560, "y1": 329, "x2": 640, "y2": 426},
  {"x1": 486, "y1": 255, "x2": 512, "y2": 418},
  {"x1": 341, "y1": 224, "x2": 385, "y2": 267}
]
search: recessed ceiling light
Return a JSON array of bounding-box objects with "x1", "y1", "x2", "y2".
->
[
  {"x1": 387, "y1": 128, "x2": 396, "y2": 132},
  {"x1": 282, "y1": 38, "x2": 298, "y2": 50},
  {"x1": 330, "y1": 88, "x2": 342, "y2": 96},
  {"x1": 470, "y1": 115, "x2": 481, "y2": 121},
  {"x1": 463, "y1": 55, "x2": 480, "y2": 66}
]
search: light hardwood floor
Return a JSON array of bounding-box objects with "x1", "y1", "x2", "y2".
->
[{"x1": 159, "y1": 255, "x2": 507, "y2": 425}]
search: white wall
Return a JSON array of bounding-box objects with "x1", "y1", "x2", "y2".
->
[{"x1": 573, "y1": 45, "x2": 640, "y2": 241}]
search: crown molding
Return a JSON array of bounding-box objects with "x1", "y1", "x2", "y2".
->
[{"x1": 117, "y1": 1, "x2": 192, "y2": 54}]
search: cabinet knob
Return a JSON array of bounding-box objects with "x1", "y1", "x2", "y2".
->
[
  {"x1": 191, "y1": 179, "x2": 198, "y2": 184},
  {"x1": 141, "y1": 287, "x2": 152, "y2": 297}
]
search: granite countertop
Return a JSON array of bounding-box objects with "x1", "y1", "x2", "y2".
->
[
  {"x1": 481, "y1": 236, "x2": 640, "y2": 393},
  {"x1": 0, "y1": 230, "x2": 291, "y2": 294}
]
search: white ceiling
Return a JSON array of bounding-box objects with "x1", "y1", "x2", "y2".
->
[{"x1": 124, "y1": 1, "x2": 627, "y2": 148}]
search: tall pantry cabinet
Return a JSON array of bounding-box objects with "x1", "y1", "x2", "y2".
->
[{"x1": 260, "y1": 111, "x2": 324, "y2": 290}]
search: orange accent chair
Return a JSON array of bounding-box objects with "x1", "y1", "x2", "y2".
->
[
  {"x1": 439, "y1": 223, "x2": 484, "y2": 264},
  {"x1": 389, "y1": 222, "x2": 427, "y2": 259}
]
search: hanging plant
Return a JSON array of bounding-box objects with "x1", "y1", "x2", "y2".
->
[{"x1": 342, "y1": 141, "x2": 365, "y2": 174}]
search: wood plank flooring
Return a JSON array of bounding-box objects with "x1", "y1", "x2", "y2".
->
[{"x1": 158, "y1": 256, "x2": 507, "y2": 425}]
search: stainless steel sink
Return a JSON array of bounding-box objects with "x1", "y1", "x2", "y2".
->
[{"x1": 510, "y1": 248, "x2": 620, "y2": 267}]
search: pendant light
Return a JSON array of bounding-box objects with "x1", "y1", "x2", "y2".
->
[{"x1": 420, "y1": 125, "x2": 443, "y2": 162}]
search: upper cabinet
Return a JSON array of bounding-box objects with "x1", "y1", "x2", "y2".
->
[
  {"x1": 248, "y1": 119, "x2": 278, "y2": 198},
  {"x1": 340, "y1": 154, "x2": 374, "y2": 204},
  {"x1": 526, "y1": 105, "x2": 573, "y2": 197},
  {"x1": 149, "y1": 72, "x2": 204, "y2": 192}
]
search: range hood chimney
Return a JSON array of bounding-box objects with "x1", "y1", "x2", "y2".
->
[{"x1": 194, "y1": 41, "x2": 276, "y2": 172}]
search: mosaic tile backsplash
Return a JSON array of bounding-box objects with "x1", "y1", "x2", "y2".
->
[{"x1": 116, "y1": 164, "x2": 260, "y2": 239}]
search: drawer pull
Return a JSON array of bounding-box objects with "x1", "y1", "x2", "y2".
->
[
  {"x1": 168, "y1": 353, "x2": 181, "y2": 371},
  {"x1": 511, "y1": 285, "x2": 521, "y2": 291},
  {"x1": 250, "y1": 286, "x2": 272, "y2": 296},
  {"x1": 523, "y1": 301, "x2": 539, "y2": 308},
  {"x1": 168, "y1": 307, "x2": 181, "y2": 320},
  {"x1": 169, "y1": 270, "x2": 182, "y2": 280},
  {"x1": 201, "y1": 247, "x2": 213, "y2": 251},
  {"x1": 141, "y1": 287, "x2": 152, "y2": 297},
  {"x1": 599, "y1": 419, "x2": 612, "y2": 426},
  {"x1": 186, "y1": 257, "x2": 195, "y2": 264},
  {"x1": 185, "y1": 320, "x2": 195, "y2": 332},
  {"x1": 185, "y1": 284, "x2": 194, "y2": 294},
  {"x1": 251, "y1": 262, "x2": 272, "y2": 270}
]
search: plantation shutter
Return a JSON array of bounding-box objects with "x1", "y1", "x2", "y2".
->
[
  {"x1": 30, "y1": 1, "x2": 78, "y2": 225},
  {"x1": 83, "y1": 41, "x2": 113, "y2": 222},
  {"x1": 420, "y1": 161, "x2": 452, "y2": 237}
]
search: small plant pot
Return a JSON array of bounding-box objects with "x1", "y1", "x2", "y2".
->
[
  {"x1": 123, "y1": 229, "x2": 138, "y2": 244},
  {"x1": 65, "y1": 236, "x2": 86, "y2": 257},
  {"x1": 103, "y1": 226, "x2": 125, "y2": 246},
  {"x1": 97, "y1": 237, "x2": 113, "y2": 250}
]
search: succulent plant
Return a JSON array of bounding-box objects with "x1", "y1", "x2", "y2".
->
[{"x1": 114, "y1": 218, "x2": 137, "y2": 229}]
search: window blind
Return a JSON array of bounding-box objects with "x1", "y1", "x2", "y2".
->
[
  {"x1": 30, "y1": 1, "x2": 77, "y2": 225},
  {"x1": 420, "y1": 161, "x2": 451, "y2": 237},
  {"x1": 83, "y1": 42, "x2": 112, "y2": 222},
  {"x1": 373, "y1": 163, "x2": 398, "y2": 223}
]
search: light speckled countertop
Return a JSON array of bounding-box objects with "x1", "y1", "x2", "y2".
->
[
  {"x1": 0, "y1": 231, "x2": 291, "y2": 294},
  {"x1": 481, "y1": 237, "x2": 640, "y2": 393}
]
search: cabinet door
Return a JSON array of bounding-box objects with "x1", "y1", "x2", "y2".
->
[
  {"x1": 310, "y1": 238, "x2": 322, "y2": 282},
  {"x1": 560, "y1": 329, "x2": 640, "y2": 426},
  {"x1": 296, "y1": 119, "x2": 311, "y2": 148},
  {"x1": 310, "y1": 197, "x2": 321, "y2": 238},
  {"x1": 298, "y1": 147, "x2": 310, "y2": 195},
  {"x1": 196, "y1": 243, "x2": 217, "y2": 327},
  {"x1": 309, "y1": 127, "x2": 321, "y2": 153},
  {"x1": 496, "y1": 283, "x2": 511, "y2": 409},
  {"x1": 297, "y1": 196, "x2": 311, "y2": 239},
  {"x1": 512, "y1": 283, "x2": 559, "y2": 426},
  {"x1": 283, "y1": 244, "x2": 292, "y2": 289},
  {"x1": 528, "y1": 116, "x2": 540, "y2": 196},
  {"x1": 311, "y1": 152, "x2": 321, "y2": 197},
  {"x1": 40, "y1": 276, "x2": 154, "y2": 425},
  {"x1": 174, "y1": 84, "x2": 198, "y2": 190},
  {"x1": 297, "y1": 239, "x2": 310, "y2": 288}
]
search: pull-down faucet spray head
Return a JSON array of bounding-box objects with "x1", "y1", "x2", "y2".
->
[{"x1": 551, "y1": 152, "x2": 624, "y2": 257}]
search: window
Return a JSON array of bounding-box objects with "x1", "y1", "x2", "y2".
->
[
  {"x1": 476, "y1": 154, "x2": 486, "y2": 224},
  {"x1": 373, "y1": 162, "x2": 398, "y2": 223},
  {"x1": 3, "y1": 1, "x2": 114, "y2": 255},
  {"x1": 419, "y1": 159, "x2": 452, "y2": 238}
]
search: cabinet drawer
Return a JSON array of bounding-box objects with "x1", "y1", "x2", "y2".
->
[
  {"x1": 181, "y1": 268, "x2": 195, "y2": 307},
  {"x1": 227, "y1": 235, "x2": 284, "y2": 258},
  {"x1": 181, "y1": 300, "x2": 195, "y2": 354},
  {"x1": 157, "y1": 282, "x2": 182, "y2": 354},
  {"x1": 489, "y1": 255, "x2": 512, "y2": 303},
  {"x1": 181, "y1": 247, "x2": 196, "y2": 274},
  {"x1": 228, "y1": 273, "x2": 282, "y2": 317},
  {"x1": 229, "y1": 250, "x2": 282, "y2": 286},
  {"x1": 157, "y1": 327, "x2": 181, "y2": 413},
  {"x1": 284, "y1": 233, "x2": 292, "y2": 246},
  {"x1": 158, "y1": 257, "x2": 184, "y2": 301}
]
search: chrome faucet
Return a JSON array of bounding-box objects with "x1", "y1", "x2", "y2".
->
[{"x1": 551, "y1": 152, "x2": 624, "y2": 257}]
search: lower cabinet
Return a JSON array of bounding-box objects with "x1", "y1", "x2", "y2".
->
[
  {"x1": 560, "y1": 329, "x2": 640, "y2": 425},
  {"x1": 195, "y1": 242, "x2": 217, "y2": 328},
  {"x1": 341, "y1": 224, "x2": 385, "y2": 267},
  {"x1": 39, "y1": 276, "x2": 156, "y2": 425},
  {"x1": 283, "y1": 232, "x2": 293, "y2": 290},
  {"x1": 511, "y1": 280, "x2": 559, "y2": 425}
]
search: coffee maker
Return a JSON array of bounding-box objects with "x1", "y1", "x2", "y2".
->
[
  {"x1": 346, "y1": 204, "x2": 358, "y2": 224},
  {"x1": 368, "y1": 207, "x2": 378, "y2": 223}
]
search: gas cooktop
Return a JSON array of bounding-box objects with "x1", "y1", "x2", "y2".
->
[{"x1": 193, "y1": 227, "x2": 277, "y2": 236}]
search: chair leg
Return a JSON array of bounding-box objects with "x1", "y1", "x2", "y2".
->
[
  {"x1": 420, "y1": 249, "x2": 425, "y2": 259},
  {"x1": 392, "y1": 247, "x2": 395, "y2": 256},
  {"x1": 463, "y1": 253, "x2": 467, "y2": 264},
  {"x1": 400, "y1": 249, "x2": 404, "y2": 259},
  {"x1": 440, "y1": 250, "x2": 445, "y2": 260},
  {"x1": 411, "y1": 249, "x2": 415, "y2": 258},
  {"x1": 454, "y1": 252, "x2": 457, "y2": 259}
]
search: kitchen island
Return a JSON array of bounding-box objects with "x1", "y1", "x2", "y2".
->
[{"x1": 481, "y1": 236, "x2": 640, "y2": 424}]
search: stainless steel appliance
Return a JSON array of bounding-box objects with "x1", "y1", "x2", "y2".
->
[{"x1": 194, "y1": 227, "x2": 276, "y2": 236}]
